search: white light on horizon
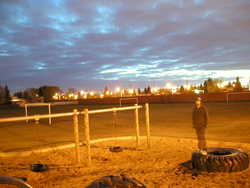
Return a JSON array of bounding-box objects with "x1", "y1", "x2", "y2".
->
[
  {"x1": 128, "y1": 89, "x2": 134, "y2": 94},
  {"x1": 115, "y1": 87, "x2": 121, "y2": 93},
  {"x1": 165, "y1": 83, "x2": 172, "y2": 89},
  {"x1": 80, "y1": 90, "x2": 85, "y2": 95}
]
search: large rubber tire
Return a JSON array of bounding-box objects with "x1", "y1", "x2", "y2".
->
[
  {"x1": 0, "y1": 176, "x2": 32, "y2": 188},
  {"x1": 192, "y1": 148, "x2": 249, "y2": 172},
  {"x1": 86, "y1": 174, "x2": 147, "y2": 188}
]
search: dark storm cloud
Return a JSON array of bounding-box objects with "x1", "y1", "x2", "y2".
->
[{"x1": 0, "y1": 0, "x2": 250, "y2": 91}]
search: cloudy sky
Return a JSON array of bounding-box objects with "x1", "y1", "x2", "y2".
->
[{"x1": 0, "y1": 0, "x2": 250, "y2": 91}]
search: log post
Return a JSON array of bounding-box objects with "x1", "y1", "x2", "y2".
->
[
  {"x1": 145, "y1": 103, "x2": 151, "y2": 148},
  {"x1": 48, "y1": 103, "x2": 52, "y2": 125},
  {"x1": 25, "y1": 104, "x2": 28, "y2": 123},
  {"x1": 35, "y1": 115, "x2": 39, "y2": 124},
  {"x1": 134, "y1": 104, "x2": 140, "y2": 147},
  {"x1": 73, "y1": 109, "x2": 80, "y2": 164},
  {"x1": 84, "y1": 108, "x2": 91, "y2": 166}
]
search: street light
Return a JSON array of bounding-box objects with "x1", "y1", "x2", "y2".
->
[
  {"x1": 80, "y1": 90, "x2": 85, "y2": 95},
  {"x1": 74, "y1": 95, "x2": 78, "y2": 100},
  {"x1": 165, "y1": 83, "x2": 172, "y2": 89},
  {"x1": 128, "y1": 89, "x2": 134, "y2": 94},
  {"x1": 152, "y1": 87, "x2": 159, "y2": 93},
  {"x1": 115, "y1": 87, "x2": 121, "y2": 93},
  {"x1": 184, "y1": 84, "x2": 191, "y2": 90}
]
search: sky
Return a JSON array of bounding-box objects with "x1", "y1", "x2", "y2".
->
[{"x1": 0, "y1": 0, "x2": 250, "y2": 92}]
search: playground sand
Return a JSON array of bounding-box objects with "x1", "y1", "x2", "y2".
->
[{"x1": 0, "y1": 137, "x2": 250, "y2": 188}]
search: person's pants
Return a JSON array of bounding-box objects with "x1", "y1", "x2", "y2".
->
[{"x1": 194, "y1": 127, "x2": 207, "y2": 150}]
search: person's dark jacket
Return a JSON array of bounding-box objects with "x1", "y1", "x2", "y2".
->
[{"x1": 192, "y1": 105, "x2": 208, "y2": 129}]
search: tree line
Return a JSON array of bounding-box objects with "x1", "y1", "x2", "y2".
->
[
  {"x1": 0, "y1": 77, "x2": 246, "y2": 104},
  {"x1": 0, "y1": 85, "x2": 11, "y2": 104},
  {"x1": 0, "y1": 85, "x2": 61, "y2": 104},
  {"x1": 201, "y1": 77, "x2": 243, "y2": 93},
  {"x1": 14, "y1": 86, "x2": 61, "y2": 102}
]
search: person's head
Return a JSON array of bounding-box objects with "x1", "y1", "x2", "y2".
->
[{"x1": 195, "y1": 97, "x2": 202, "y2": 107}]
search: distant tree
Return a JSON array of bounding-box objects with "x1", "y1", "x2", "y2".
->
[
  {"x1": 4, "y1": 85, "x2": 11, "y2": 104},
  {"x1": 39, "y1": 86, "x2": 60, "y2": 102},
  {"x1": 190, "y1": 84, "x2": 196, "y2": 90},
  {"x1": 104, "y1": 86, "x2": 109, "y2": 94},
  {"x1": 123, "y1": 89, "x2": 128, "y2": 95},
  {"x1": 0, "y1": 85, "x2": 5, "y2": 104},
  {"x1": 137, "y1": 88, "x2": 141, "y2": 95},
  {"x1": 233, "y1": 77, "x2": 243, "y2": 92},
  {"x1": 227, "y1": 82, "x2": 232, "y2": 87},
  {"x1": 203, "y1": 81, "x2": 208, "y2": 93},
  {"x1": 23, "y1": 88, "x2": 40, "y2": 102},
  {"x1": 68, "y1": 88, "x2": 75, "y2": 94},
  {"x1": 179, "y1": 85, "x2": 185, "y2": 93},
  {"x1": 198, "y1": 84, "x2": 203, "y2": 90},
  {"x1": 203, "y1": 78, "x2": 220, "y2": 93},
  {"x1": 147, "y1": 86, "x2": 151, "y2": 94},
  {"x1": 224, "y1": 82, "x2": 234, "y2": 92},
  {"x1": 14, "y1": 91, "x2": 24, "y2": 98}
]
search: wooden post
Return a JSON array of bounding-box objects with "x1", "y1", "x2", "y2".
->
[
  {"x1": 84, "y1": 108, "x2": 91, "y2": 166},
  {"x1": 113, "y1": 108, "x2": 118, "y2": 146},
  {"x1": 145, "y1": 103, "x2": 151, "y2": 148},
  {"x1": 48, "y1": 103, "x2": 52, "y2": 125},
  {"x1": 73, "y1": 109, "x2": 80, "y2": 164},
  {"x1": 35, "y1": 115, "x2": 39, "y2": 124},
  {"x1": 134, "y1": 104, "x2": 140, "y2": 147},
  {"x1": 25, "y1": 104, "x2": 28, "y2": 123}
]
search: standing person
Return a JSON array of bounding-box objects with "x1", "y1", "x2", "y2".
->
[{"x1": 192, "y1": 97, "x2": 208, "y2": 155}]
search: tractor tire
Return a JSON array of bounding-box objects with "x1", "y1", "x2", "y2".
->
[
  {"x1": 192, "y1": 148, "x2": 249, "y2": 172},
  {"x1": 86, "y1": 174, "x2": 147, "y2": 188},
  {"x1": 0, "y1": 176, "x2": 32, "y2": 188}
]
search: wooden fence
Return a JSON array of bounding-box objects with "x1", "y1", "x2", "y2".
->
[{"x1": 0, "y1": 104, "x2": 151, "y2": 166}]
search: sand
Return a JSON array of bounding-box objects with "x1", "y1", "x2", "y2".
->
[{"x1": 0, "y1": 137, "x2": 249, "y2": 188}]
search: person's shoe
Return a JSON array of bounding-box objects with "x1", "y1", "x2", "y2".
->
[{"x1": 200, "y1": 149, "x2": 207, "y2": 155}]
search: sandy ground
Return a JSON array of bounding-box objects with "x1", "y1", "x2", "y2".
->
[{"x1": 0, "y1": 137, "x2": 249, "y2": 188}]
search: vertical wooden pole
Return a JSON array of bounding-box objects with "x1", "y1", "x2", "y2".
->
[
  {"x1": 145, "y1": 103, "x2": 151, "y2": 148},
  {"x1": 48, "y1": 103, "x2": 52, "y2": 125},
  {"x1": 35, "y1": 115, "x2": 39, "y2": 124},
  {"x1": 113, "y1": 108, "x2": 118, "y2": 146},
  {"x1": 73, "y1": 109, "x2": 80, "y2": 164},
  {"x1": 25, "y1": 104, "x2": 28, "y2": 123},
  {"x1": 134, "y1": 104, "x2": 140, "y2": 147},
  {"x1": 84, "y1": 108, "x2": 91, "y2": 166}
]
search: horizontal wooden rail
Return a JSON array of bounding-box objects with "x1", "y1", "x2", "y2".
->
[
  {"x1": 0, "y1": 105, "x2": 142, "y2": 124},
  {"x1": 88, "y1": 105, "x2": 142, "y2": 114},
  {"x1": 0, "y1": 112, "x2": 75, "y2": 123}
]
